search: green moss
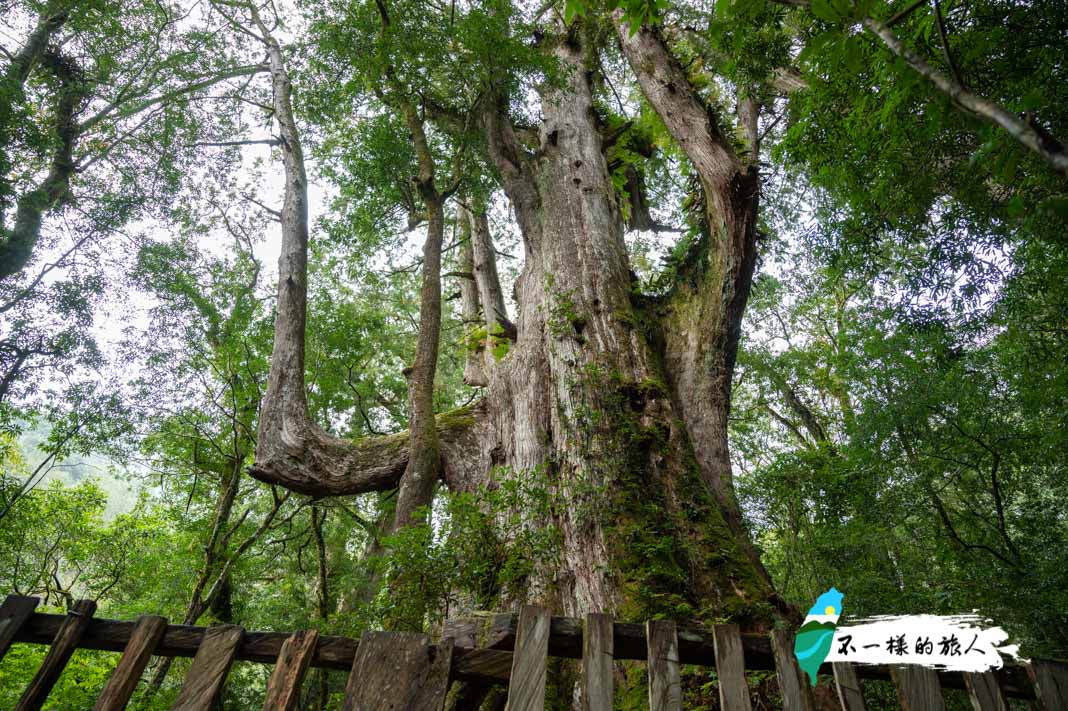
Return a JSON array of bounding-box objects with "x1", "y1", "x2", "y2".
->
[{"x1": 435, "y1": 404, "x2": 477, "y2": 432}]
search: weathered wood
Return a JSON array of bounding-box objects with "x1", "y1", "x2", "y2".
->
[
  {"x1": 11, "y1": 611, "x2": 507, "y2": 680},
  {"x1": 2, "y1": 608, "x2": 1048, "y2": 699},
  {"x1": 647, "y1": 619, "x2": 681, "y2": 711},
  {"x1": 15, "y1": 599, "x2": 97, "y2": 711},
  {"x1": 434, "y1": 611, "x2": 1034, "y2": 701},
  {"x1": 712, "y1": 623, "x2": 751, "y2": 711},
  {"x1": 1028, "y1": 659, "x2": 1068, "y2": 710},
  {"x1": 581, "y1": 613, "x2": 613, "y2": 711},
  {"x1": 341, "y1": 631, "x2": 453, "y2": 711},
  {"x1": 832, "y1": 662, "x2": 867, "y2": 711},
  {"x1": 169, "y1": 624, "x2": 244, "y2": 711},
  {"x1": 262, "y1": 629, "x2": 319, "y2": 711},
  {"x1": 504, "y1": 606, "x2": 551, "y2": 711},
  {"x1": 13, "y1": 611, "x2": 356, "y2": 669},
  {"x1": 962, "y1": 671, "x2": 1007, "y2": 711},
  {"x1": 93, "y1": 615, "x2": 168, "y2": 711},
  {"x1": 770, "y1": 628, "x2": 815, "y2": 711},
  {"x1": 452, "y1": 646, "x2": 512, "y2": 682},
  {"x1": 891, "y1": 665, "x2": 946, "y2": 711},
  {"x1": 0, "y1": 595, "x2": 39, "y2": 662}
]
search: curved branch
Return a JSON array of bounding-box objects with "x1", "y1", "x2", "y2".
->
[
  {"x1": 767, "y1": 0, "x2": 1068, "y2": 175},
  {"x1": 229, "y1": 1, "x2": 480, "y2": 501}
]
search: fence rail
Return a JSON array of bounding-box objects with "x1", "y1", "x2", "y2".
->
[{"x1": 1, "y1": 594, "x2": 1066, "y2": 710}]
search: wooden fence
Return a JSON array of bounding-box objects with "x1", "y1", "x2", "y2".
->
[{"x1": 1, "y1": 594, "x2": 1067, "y2": 710}]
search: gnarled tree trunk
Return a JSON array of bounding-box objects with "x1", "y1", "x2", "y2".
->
[{"x1": 249, "y1": 15, "x2": 787, "y2": 629}]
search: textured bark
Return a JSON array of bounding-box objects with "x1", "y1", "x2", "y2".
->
[
  {"x1": 460, "y1": 203, "x2": 514, "y2": 384},
  {"x1": 475, "y1": 25, "x2": 779, "y2": 624},
  {"x1": 392, "y1": 180, "x2": 445, "y2": 530},
  {"x1": 615, "y1": 18, "x2": 771, "y2": 587},
  {"x1": 458, "y1": 215, "x2": 488, "y2": 387},
  {"x1": 248, "y1": 12, "x2": 783, "y2": 628},
  {"x1": 467, "y1": 208, "x2": 511, "y2": 342},
  {"x1": 0, "y1": 8, "x2": 86, "y2": 282}
]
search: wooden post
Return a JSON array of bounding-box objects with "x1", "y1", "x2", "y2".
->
[
  {"x1": 646, "y1": 619, "x2": 681, "y2": 711},
  {"x1": 769, "y1": 628, "x2": 815, "y2": 711},
  {"x1": 832, "y1": 662, "x2": 867, "y2": 711},
  {"x1": 581, "y1": 613, "x2": 613, "y2": 711},
  {"x1": 15, "y1": 598, "x2": 96, "y2": 711},
  {"x1": 93, "y1": 615, "x2": 168, "y2": 711},
  {"x1": 169, "y1": 624, "x2": 244, "y2": 711},
  {"x1": 1027, "y1": 659, "x2": 1068, "y2": 710},
  {"x1": 712, "y1": 623, "x2": 751, "y2": 711},
  {"x1": 962, "y1": 671, "x2": 1008, "y2": 711},
  {"x1": 0, "y1": 595, "x2": 39, "y2": 662},
  {"x1": 341, "y1": 631, "x2": 453, "y2": 711},
  {"x1": 504, "y1": 606, "x2": 551, "y2": 711},
  {"x1": 891, "y1": 665, "x2": 946, "y2": 711},
  {"x1": 262, "y1": 630, "x2": 319, "y2": 711}
]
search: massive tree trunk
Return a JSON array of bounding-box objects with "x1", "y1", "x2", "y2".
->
[
  {"x1": 249, "y1": 15, "x2": 786, "y2": 627},
  {"x1": 469, "y1": 25, "x2": 780, "y2": 622}
]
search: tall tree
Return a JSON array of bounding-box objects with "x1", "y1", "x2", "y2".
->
[{"x1": 245, "y1": 0, "x2": 791, "y2": 629}]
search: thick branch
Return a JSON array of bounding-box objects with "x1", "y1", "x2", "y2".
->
[
  {"x1": 616, "y1": 14, "x2": 769, "y2": 586},
  {"x1": 0, "y1": 50, "x2": 87, "y2": 281}
]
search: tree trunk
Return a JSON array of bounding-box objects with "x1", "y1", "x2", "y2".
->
[
  {"x1": 247, "y1": 17, "x2": 787, "y2": 627},
  {"x1": 469, "y1": 24, "x2": 782, "y2": 623}
]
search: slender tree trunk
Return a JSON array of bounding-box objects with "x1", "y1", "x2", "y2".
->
[
  {"x1": 0, "y1": 9, "x2": 86, "y2": 282},
  {"x1": 458, "y1": 213, "x2": 487, "y2": 387}
]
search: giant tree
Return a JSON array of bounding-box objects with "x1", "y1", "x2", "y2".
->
[{"x1": 239, "y1": 0, "x2": 794, "y2": 631}]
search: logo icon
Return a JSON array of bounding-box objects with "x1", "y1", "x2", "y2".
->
[{"x1": 793, "y1": 587, "x2": 843, "y2": 686}]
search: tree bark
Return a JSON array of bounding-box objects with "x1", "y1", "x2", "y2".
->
[
  {"x1": 614, "y1": 17, "x2": 775, "y2": 590},
  {"x1": 0, "y1": 11, "x2": 87, "y2": 282},
  {"x1": 458, "y1": 214, "x2": 488, "y2": 387},
  {"x1": 246, "y1": 8, "x2": 482, "y2": 499},
  {"x1": 471, "y1": 23, "x2": 782, "y2": 623}
]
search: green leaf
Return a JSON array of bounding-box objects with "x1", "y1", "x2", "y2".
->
[
  {"x1": 811, "y1": 0, "x2": 843, "y2": 22},
  {"x1": 842, "y1": 35, "x2": 864, "y2": 73}
]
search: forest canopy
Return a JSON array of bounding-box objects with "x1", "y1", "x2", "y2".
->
[{"x1": 0, "y1": 0, "x2": 1065, "y2": 707}]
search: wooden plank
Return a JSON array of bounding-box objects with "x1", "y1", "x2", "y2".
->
[
  {"x1": 769, "y1": 628, "x2": 815, "y2": 711},
  {"x1": 891, "y1": 665, "x2": 946, "y2": 711},
  {"x1": 1028, "y1": 659, "x2": 1068, "y2": 710},
  {"x1": 13, "y1": 612, "x2": 357, "y2": 670},
  {"x1": 452, "y1": 646, "x2": 513, "y2": 682},
  {"x1": 712, "y1": 624, "x2": 751, "y2": 711},
  {"x1": 646, "y1": 619, "x2": 681, "y2": 711},
  {"x1": 963, "y1": 671, "x2": 1008, "y2": 711},
  {"x1": 581, "y1": 613, "x2": 613, "y2": 711},
  {"x1": 15, "y1": 598, "x2": 97, "y2": 711},
  {"x1": 93, "y1": 615, "x2": 168, "y2": 711},
  {"x1": 169, "y1": 624, "x2": 244, "y2": 711},
  {"x1": 262, "y1": 630, "x2": 319, "y2": 711},
  {"x1": 832, "y1": 662, "x2": 867, "y2": 711},
  {"x1": 341, "y1": 631, "x2": 453, "y2": 711},
  {"x1": 504, "y1": 606, "x2": 551, "y2": 711},
  {"x1": 0, "y1": 595, "x2": 39, "y2": 662}
]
